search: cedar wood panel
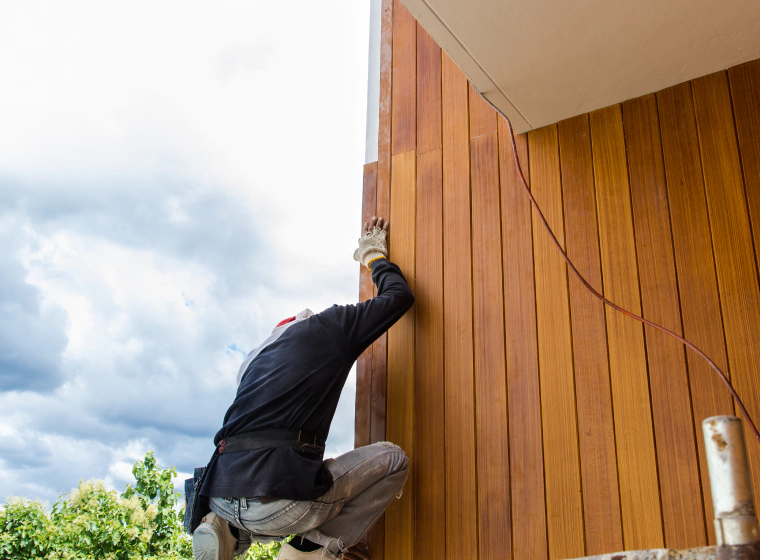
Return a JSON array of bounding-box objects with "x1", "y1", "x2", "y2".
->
[{"x1": 354, "y1": 3, "x2": 760, "y2": 557}]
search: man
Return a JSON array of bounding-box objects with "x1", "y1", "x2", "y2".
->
[{"x1": 193, "y1": 216, "x2": 414, "y2": 560}]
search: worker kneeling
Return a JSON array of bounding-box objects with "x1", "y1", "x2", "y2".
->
[{"x1": 187, "y1": 217, "x2": 413, "y2": 560}]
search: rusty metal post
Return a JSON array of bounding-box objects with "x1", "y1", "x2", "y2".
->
[{"x1": 704, "y1": 416, "x2": 760, "y2": 560}]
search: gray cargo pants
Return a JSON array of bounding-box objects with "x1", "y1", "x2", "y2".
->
[{"x1": 209, "y1": 441, "x2": 409, "y2": 556}]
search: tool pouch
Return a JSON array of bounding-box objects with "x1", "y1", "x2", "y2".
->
[{"x1": 184, "y1": 454, "x2": 217, "y2": 535}]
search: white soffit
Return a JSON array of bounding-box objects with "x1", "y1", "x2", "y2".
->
[{"x1": 402, "y1": 0, "x2": 760, "y2": 133}]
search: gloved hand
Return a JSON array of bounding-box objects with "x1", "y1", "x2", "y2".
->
[{"x1": 353, "y1": 216, "x2": 389, "y2": 269}]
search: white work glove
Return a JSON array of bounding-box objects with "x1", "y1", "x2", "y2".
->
[{"x1": 353, "y1": 227, "x2": 388, "y2": 269}]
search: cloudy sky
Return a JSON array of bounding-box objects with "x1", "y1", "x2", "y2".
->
[{"x1": 0, "y1": 1, "x2": 371, "y2": 504}]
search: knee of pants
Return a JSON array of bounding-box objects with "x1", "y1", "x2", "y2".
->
[{"x1": 376, "y1": 441, "x2": 409, "y2": 474}]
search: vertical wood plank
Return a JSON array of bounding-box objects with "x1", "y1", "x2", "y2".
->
[
  {"x1": 376, "y1": 0, "x2": 393, "y2": 233},
  {"x1": 590, "y1": 104, "x2": 664, "y2": 550},
  {"x1": 730, "y1": 60, "x2": 760, "y2": 269},
  {"x1": 692, "y1": 71, "x2": 760, "y2": 504},
  {"x1": 369, "y1": 0, "x2": 393, "y2": 555},
  {"x1": 558, "y1": 114, "x2": 624, "y2": 555},
  {"x1": 386, "y1": 150, "x2": 416, "y2": 560},
  {"x1": 442, "y1": 52, "x2": 479, "y2": 560},
  {"x1": 386, "y1": 5, "x2": 417, "y2": 556},
  {"x1": 391, "y1": 0, "x2": 416, "y2": 155},
  {"x1": 370, "y1": 340, "x2": 388, "y2": 448},
  {"x1": 414, "y1": 148, "x2": 445, "y2": 560},
  {"x1": 356, "y1": 162, "x2": 378, "y2": 450},
  {"x1": 416, "y1": 24, "x2": 441, "y2": 155},
  {"x1": 529, "y1": 124, "x2": 585, "y2": 559},
  {"x1": 657, "y1": 81, "x2": 733, "y2": 545},
  {"x1": 469, "y1": 83, "x2": 497, "y2": 138},
  {"x1": 471, "y1": 126, "x2": 511, "y2": 559},
  {"x1": 373, "y1": 0, "x2": 393, "y2": 446},
  {"x1": 728, "y1": 59, "x2": 760, "y2": 514},
  {"x1": 414, "y1": 22, "x2": 444, "y2": 559},
  {"x1": 498, "y1": 115, "x2": 548, "y2": 560},
  {"x1": 623, "y1": 94, "x2": 707, "y2": 548}
]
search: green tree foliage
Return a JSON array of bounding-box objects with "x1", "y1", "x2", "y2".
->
[
  {"x1": 0, "y1": 499, "x2": 53, "y2": 558},
  {"x1": 0, "y1": 452, "x2": 282, "y2": 560}
]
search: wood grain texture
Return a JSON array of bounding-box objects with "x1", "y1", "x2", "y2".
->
[
  {"x1": 728, "y1": 59, "x2": 760, "y2": 516},
  {"x1": 470, "y1": 130, "x2": 511, "y2": 560},
  {"x1": 370, "y1": 330, "x2": 388, "y2": 448},
  {"x1": 623, "y1": 95, "x2": 707, "y2": 548},
  {"x1": 376, "y1": 0, "x2": 393, "y2": 224},
  {"x1": 365, "y1": 5, "x2": 760, "y2": 556},
  {"x1": 356, "y1": 162, "x2": 378, "y2": 450},
  {"x1": 590, "y1": 105, "x2": 664, "y2": 550},
  {"x1": 730, "y1": 60, "x2": 760, "y2": 269},
  {"x1": 416, "y1": 24, "x2": 441, "y2": 155},
  {"x1": 414, "y1": 148, "x2": 445, "y2": 560},
  {"x1": 414, "y1": 30, "x2": 444, "y2": 557},
  {"x1": 469, "y1": 83, "x2": 497, "y2": 138},
  {"x1": 369, "y1": 328, "x2": 387, "y2": 558},
  {"x1": 558, "y1": 114, "x2": 623, "y2": 555},
  {"x1": 692, "y1": 71, "x2": 760, "y2": 504},
  {"x1": 391, "y1": 0, "x2": 416, "y2": 155},
  {"x1": 369, "y1": 1, "x2": 393, "y2": 555},
  {"x1": 656, "y1": 81, "x2": 733, "y2": 545},
  {"x1": 442, "y1": 52, "x2": 479, "y2": 560},
  {"x1": 528, "y1": 124, "x2": 585, "y2": 559},
  {"x1": 373, "y1": 0, "x2": 394, "y2": 433},
  {"x1": 372, "y1": 0, "x2": 394, "y2": 443},
  {"x1": 385, "y1": 150, "x2": 416, "y2": 560},
  {"x1": 498, "y1": 114, "x2": 548, "y2": 560}
]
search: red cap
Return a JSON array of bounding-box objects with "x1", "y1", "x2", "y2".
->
[{"x1": 275, "y1": 316, "x2": 296, "y2": 328}]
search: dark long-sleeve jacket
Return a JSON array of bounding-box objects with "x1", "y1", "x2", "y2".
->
[{"x1": 200, "y1": 258, "x2": 414, "y2": 501}]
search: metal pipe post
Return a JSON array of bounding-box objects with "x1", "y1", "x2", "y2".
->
[{"x1": 704, "y1": 416, "x2": 760, "y2": 560}]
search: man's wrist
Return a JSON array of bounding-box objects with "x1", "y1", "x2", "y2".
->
[{"x1": 366, "y1": 255, "x2": 386, "y2": 270}]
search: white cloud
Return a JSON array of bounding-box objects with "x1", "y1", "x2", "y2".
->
[
  {"x1": 0, "y1": 0, "x2": 369, "y2": 503},
  {"x1": 107, "y1": 440, "x2": 152, "y2": 488}
]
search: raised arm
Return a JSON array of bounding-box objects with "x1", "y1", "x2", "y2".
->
[{"x1": 324, "y1": 217, "x2": 414, "y2": 357}]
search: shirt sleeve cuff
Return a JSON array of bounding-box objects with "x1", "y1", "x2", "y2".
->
[{"x1": 368, "y1": 255, "x2": 387, "y2": 270}]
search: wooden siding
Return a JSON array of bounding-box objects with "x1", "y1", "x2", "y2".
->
[{"x1": 355, "y1": 4, "x2": 760, "y2": 558}]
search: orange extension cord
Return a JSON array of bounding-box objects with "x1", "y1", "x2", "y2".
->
[{"x1": 475, "y1": 88, "x2": 760, "y2": 444}]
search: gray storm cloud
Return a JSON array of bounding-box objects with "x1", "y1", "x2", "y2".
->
[
  {"x1": 0, "y1": 167, "x2": 358, "y2": 502},
  {"x1": 0, "y1": 220, "x2": 69, "y2": 392}
]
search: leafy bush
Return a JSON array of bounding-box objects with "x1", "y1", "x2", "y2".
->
[
  {"x1": 0, "y1": 452, "x2": 282, "y2": 560},
  {"x1": 0, "y1": 498, "x2": 54, "y2": 558}
]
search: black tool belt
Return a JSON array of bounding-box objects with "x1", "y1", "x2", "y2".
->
[
  {"x1": 217, "y1": 429, "x2": 325, "y2": 454},
  {"x1": 184, "y1": 428, "x2": 325, "y2": 535}
]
